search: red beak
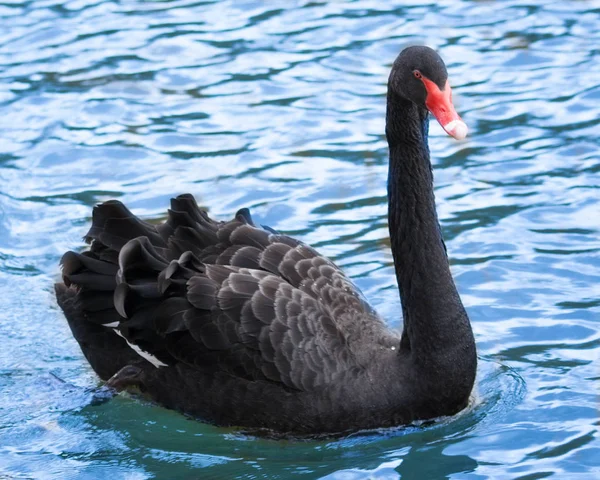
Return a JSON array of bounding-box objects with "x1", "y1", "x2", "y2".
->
[{"x1": 421, "y1": 76, "x2": 468, "y2": 140}]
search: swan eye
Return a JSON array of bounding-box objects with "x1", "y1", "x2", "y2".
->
[{"x1": 413, "y1": 70, "x2": 422, "y2": 79}]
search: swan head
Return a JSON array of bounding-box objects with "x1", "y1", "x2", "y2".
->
[{"x1": 388, "y1": 46, "x2": 468, "y2": 140}]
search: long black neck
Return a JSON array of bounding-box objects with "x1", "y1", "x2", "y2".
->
[{"x1": 386, "y1": 91, "x2": 474, "y2": 364}]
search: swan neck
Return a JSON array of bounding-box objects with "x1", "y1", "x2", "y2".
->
[{"x1": 385, "y1": 93, "x2": 474, "y2": 361}]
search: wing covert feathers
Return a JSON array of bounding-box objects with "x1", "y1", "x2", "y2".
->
[{"x1": 58, "y1": 194, "x2": 387, "y2": 391}]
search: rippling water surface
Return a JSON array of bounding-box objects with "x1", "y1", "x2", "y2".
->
[{"x1": 1, "y1": 0, "x2": 599, "y2": 478}]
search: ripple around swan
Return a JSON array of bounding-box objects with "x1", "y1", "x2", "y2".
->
[
  {"x1": 0, "y1": 357, "x2": 524, "y2": 478},
  {"x1": 1, "y1": 0, "x2": 599, "y2": 478}
]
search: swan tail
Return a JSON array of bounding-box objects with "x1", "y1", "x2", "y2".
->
[
  {"x1": 54, "y1": 281, "x2": 140, "y2": 380},
  {"x1": 55, "y1": 200, "x2": 169, "y2": 379},
  {"x1": 55, "y1": 194, "x2": 221, "y2": 377}
]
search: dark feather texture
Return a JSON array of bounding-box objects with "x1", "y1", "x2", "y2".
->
[{"x1": 56, "y1": 194, "x2": 401, "y2": 429}]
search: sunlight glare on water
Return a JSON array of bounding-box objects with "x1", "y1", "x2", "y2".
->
[{"x1": 0, "y1": 0, "x2": 599, "y2": 478}]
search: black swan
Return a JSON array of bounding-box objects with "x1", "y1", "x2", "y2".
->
[{"x1": 55, "y1": 46, "x2": 476, "y2": 436}]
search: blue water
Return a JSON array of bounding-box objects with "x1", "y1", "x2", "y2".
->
[{"x1": 1, "y1": 0, "x2": 599, "y2": 478}]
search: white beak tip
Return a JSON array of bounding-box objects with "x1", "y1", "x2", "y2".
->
[{"x1": 444, "y1": 120, "x2": 468, "y2": 140}]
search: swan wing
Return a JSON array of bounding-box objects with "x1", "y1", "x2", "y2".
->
[{"x1": 60, "y1": 194, "x2": 382, "y2": 390}]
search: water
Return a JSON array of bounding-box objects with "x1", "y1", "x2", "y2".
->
[{"x1": 0, "y1": 0, "x2": 598, "y2": 478}]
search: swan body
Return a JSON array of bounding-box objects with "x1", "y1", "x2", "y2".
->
[{"x1": 55, "y1": 46, "x2": 476, "y2": 436}]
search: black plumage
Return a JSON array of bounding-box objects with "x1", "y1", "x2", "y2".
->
[{"x1": 55, "y1": 46, "x2": 477, "y2": 436}]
